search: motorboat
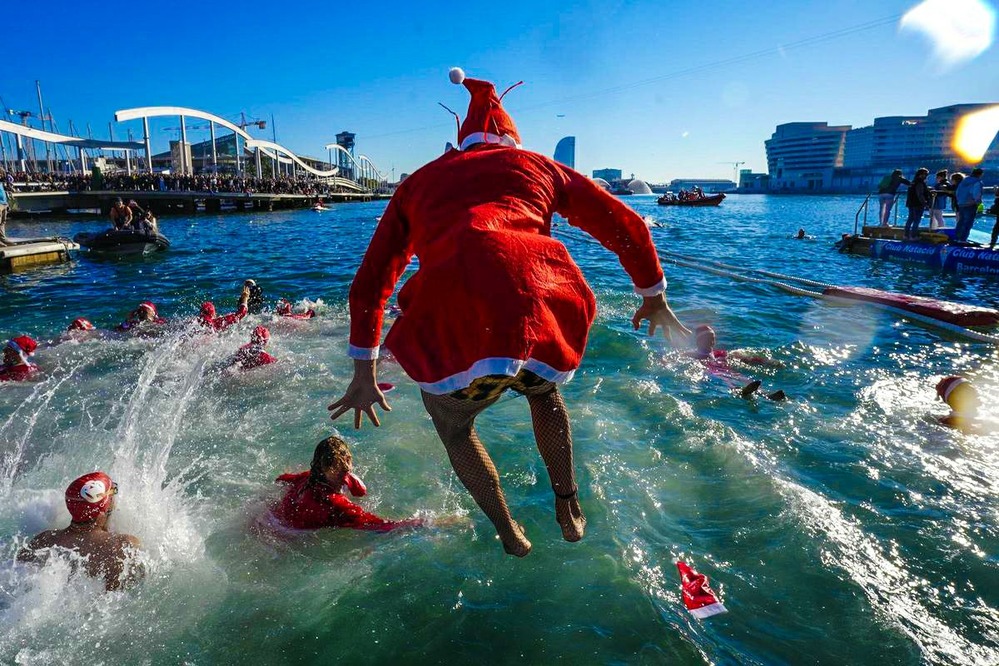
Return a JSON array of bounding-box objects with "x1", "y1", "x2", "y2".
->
[
  {"x1": 657, "y1": 193, "x2": 725, "y2": 207},
  {"x1": 74, "y1": 227, "x2": 170, "y2": 256}
]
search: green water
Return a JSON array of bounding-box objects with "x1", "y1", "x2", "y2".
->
[{"x1": 0, "y1": 195, "x2": 996, "y2": 664}]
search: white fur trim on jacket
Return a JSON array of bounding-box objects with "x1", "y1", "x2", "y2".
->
[
  {"x1": 417, "y1": 357, "x2": 576, "y2": 395},
  {"x1": 459, "y1": 132, "x2": 521, "y2": 151},
  {"x1": 634, "y1": 277, "x2": 667, "y2": 297},
  {"x1": 347, "y1": 344, "x2": 380, "y2": 361}
]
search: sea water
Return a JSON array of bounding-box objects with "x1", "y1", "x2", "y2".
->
[{"x1": 0, "y1": 195, "x2": 996, "y2": 665}]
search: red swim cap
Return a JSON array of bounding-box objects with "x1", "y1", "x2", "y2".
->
[
  {"x1": 7, "y1": 336, "x2": 38, "y2": 362},
  {"x1": 200, "y1": 302, "x2": 216, "y2": 318},
  {"x1": 251, "y1": 326, "x2": 270, "y2": 345},
  {"x1": 69, "y1": 318, "x2": 95, "y2": 331},
  {"x1": 138, "y1": 301, "x2": 158, "y2": 318},
  {"x1": 277, "y1": 299, "x2": 291, "y2": 315},
  {"x1": 65, "y1": 472, "x2": 116, "y2": 522}
]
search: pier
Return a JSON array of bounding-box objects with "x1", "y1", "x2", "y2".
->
[{"x1": 9, "y1": 189, "x2": 389, "y2": 216}]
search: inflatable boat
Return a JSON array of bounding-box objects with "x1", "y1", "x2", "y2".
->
[
  {"x1": 658, "y1": 193, "x2": 725, "y2": 207},
  {"x1": 74, "y1": 228, "x2": 170, "y2": 256}
]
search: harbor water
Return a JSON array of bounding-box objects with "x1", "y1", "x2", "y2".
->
[{"x1": 0, "y1": 195, "x2": 996, "y2": 664}]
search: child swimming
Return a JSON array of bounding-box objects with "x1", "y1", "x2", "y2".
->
[{"x1": 689, "y1": 325, "x2": 786, "y2": 401}]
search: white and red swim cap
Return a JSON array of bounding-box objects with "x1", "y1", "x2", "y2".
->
[
  {"x1": 7, "y1": 336, "x2": 38, "y2": 364},
  {"x1": 936, "y1": 376, "x2": 969, "y2": 404},
  {"x1": 251, "y1": 326, "x2": 270, "y2": 345},
  {"x1": 68, "y1": 318, "x2": 95, "y2": 331},
  {"x1": 138, "y1": 301, "x2": 158, "y2": 318},
  {"x1": 65, "y1": 472, "x2": 116, "y2": 522}
]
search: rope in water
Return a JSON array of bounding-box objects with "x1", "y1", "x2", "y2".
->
[{"x1": 552, "y1": 226, "x2": 999, "y2": 345}]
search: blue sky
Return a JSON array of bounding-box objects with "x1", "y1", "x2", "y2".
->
[{"x1": 2, "y1": 0, "x2": 996, "y2": 181}]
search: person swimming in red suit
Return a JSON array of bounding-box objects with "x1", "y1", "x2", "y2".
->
[
  {"x1": 228, "y1": 326, "x2": 278, "y2": 371},
  {"x1": 329, "y1": 68, "x2": 689, "y2": 557},
  {"x1": 272, "y1": 436, "x2": 425, "y2": 531},
  {"x1": 690, "y1": 325, "x2": 786, "y2": 400},
  {"x1": 0, "y1": 335, "x2": 39, "y2": 382},
  {"x1": 276, "y1": 298, "x2": 316, "y2": 320},
  {"x1": 200, "y1": 284, "x2": 250, "y2": 332},
  {"x1": 116, "y1": 301, "x2": 166, "y2": 333}
]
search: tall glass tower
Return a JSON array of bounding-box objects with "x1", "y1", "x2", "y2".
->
[{"x1": 554, "y1": 136, "x2": 576, "y2": 169}]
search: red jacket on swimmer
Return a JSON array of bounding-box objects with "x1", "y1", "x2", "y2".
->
[
  {"x1": 0, "y1": 335, "x2": 39, "y2": 382},
  {"x1": 276, "y1": 299, "x2": 316, "y2": 320},
  {"x1": 271, "y1": 436, "x2": 423, "y2": 532},
  {"x1": 232, "y1": 326, "x2": 278, "y2": 371},
  {"x1": 200, "y1": 285, "x2": 250, "y2": 332}
]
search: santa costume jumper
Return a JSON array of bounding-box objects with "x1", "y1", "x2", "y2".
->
[{"x1": 348, "y1": 71, "x2": 666, "y2": 395}]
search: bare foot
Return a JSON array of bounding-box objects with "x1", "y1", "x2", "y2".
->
[
  {"x1": 500, "y1": 522, "x2": 532, "y2": 557},
  {"x1": 555, "y1": 495, "x2": 586, "y2": 542}
]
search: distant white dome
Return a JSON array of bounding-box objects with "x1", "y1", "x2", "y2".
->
[
  {"x1": 627, "y1": 179, "x2": 652, "y2": 194},
  {"x1": 592, "y1": 177, "x2": 611, "y2": 190}
]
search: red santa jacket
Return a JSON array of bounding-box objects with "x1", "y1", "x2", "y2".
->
[
  {"x1": 272, "y1": 471, "x2": 421, "y2": 531},
  {"x1": 200, "y1": 304, "x2": 248, "y2": 332},
  {"x1": 0, "y1": 363, "x2": 38, "y2": 382},
  {"x1": 234, "y1": 343, "x2": 277, "y2": 370},
  {"x1": 348, "y1": 145, "x2": 665, "y2": 394}
]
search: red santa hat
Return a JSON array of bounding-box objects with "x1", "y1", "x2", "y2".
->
[
  {"x1": 68, "y1": 318, "x2": 95, "y2": 332},
  {"x1": 676, "y1": 561, "x2": 728, "y2": 619},
  {"x1": 138, "y1": 301, "x2": 158, "y2": 318},
  {"x1": 449, "y1": 67, "x2": 522, "y2": 151},
  {"x1": 936, "y1": 376, "x2": 968, "y2": 404},
  {"x1": 200, "y1": 302, "x2": 216, "y2": 319},
  {"x1": 7, "y1": 335, "x2": 37, "y2": 365}
]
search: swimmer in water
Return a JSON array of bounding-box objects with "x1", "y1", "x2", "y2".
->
[
  {"x1": 116, "y1": 301, "x2": 166, "y2": 334},
  {"x1": 271, "y1": 436, "x2": 428, "y2": 531},
  {"x1": 690, "y1": 325, "x2": 786, "y2": 400},
  {"x1": 226, "y1": 325, "x2": 278, "y2": 371},
  {"x1": 68, "y1": 318, "x2": 96, "y2": 332},
  {"x1": 17, "y1": 472, "x2": 143, "y2": 592},
  {"x1": 200, "y1": 283, "x2": 250, "y2": 332},
  {"x1": 935, "y1": 376, "x2": 985, "y2": 433},
  {"x1": 0, "y1": 335, "x2": 39, "y2": 382},
  {"x1": 795, "y1": 228, "x2": 806, "y2": 239},
  {"x1": 245, "y1": 279, "x2": 265, "y2": 315},
  {"x1": 276, "y1": 298, "x2": 316, "y2": 320}
]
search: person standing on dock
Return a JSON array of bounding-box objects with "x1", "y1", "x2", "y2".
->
[
  {"x1": 903, "y1": 168, "x2": 931, "y2": 240},
  {"x1": 955, "y1": 168, "x2": 984, "y2": 243},
  {"x1": 0, "y1": 172, "x2": 9, "y2": 246},
  {"x1": 877, "y1": 169, "x2": 910, "y2": 226},
  {"x1": 929, "y1": 170, "x2": 952, "y2": 231},
  {"x1": 328, "y1": 68, "x2": 688, "y2": 557}
]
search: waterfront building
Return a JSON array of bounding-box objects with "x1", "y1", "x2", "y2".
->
[
  {"x1": 766, "y1": 103, "x2": 999, "y2": 193},
  {"x1": 764, "y1": 122, "x2": 849, "y2": 192},
  {"x1": 669, "y1": 178, "x2": 737, "y2": 193},
  {"x1": 554, "y1": 136, "x2": 575, "y2": 169},
  {"x1": 593, "y1": 168, "x2": 622, "y2": 181},
  {"x1": 737, "y1": 169, "x2": 768, "y2": 192},
  {"x1": 335, "y1": 131, "x2": 356, "y2": 180}
]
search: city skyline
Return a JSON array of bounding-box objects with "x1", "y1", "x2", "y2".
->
[{"x1": 1, "y1": 0, "x2": 996, "y2": 181}]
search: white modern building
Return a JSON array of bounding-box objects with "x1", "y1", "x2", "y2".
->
[{"x1": 764, "y1": 122, "x2": 849, "y2": 191}]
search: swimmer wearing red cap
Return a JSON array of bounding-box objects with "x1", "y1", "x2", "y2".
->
[
  {"x1": 228, "y1": 326, "x2": 278, "y2": 371},
  {"x1": 935, "y1": 376, "x2": 985, "y2": 433},
  {"x1": 0, "y1": 335, "x2": 39, "y2": 382},
  {"x1": 690, "y1": 325, "x2": 786, "y2": 400},
  {"x1": 276, "y1": 298, "x2": 316, "y2": 320},
  {"x1": 200, "y1": 283, "x2": 251, "y2": 332},
  {"x1": 271, "y1": 436, "x2": 427, "y2": 531},
  {"x1": 116, "y1": 301, "x2": 166, "y2": 333},
  {"x1": 68, "y1": 318, "x2": 96, "y2": 332},
  {"x1": 17, "y1": 472, "x2": 143, "y2": 591}
]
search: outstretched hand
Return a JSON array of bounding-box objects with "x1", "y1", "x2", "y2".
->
[
  {"x1": 632, "y1": 293, "x2": 691, "y2": 344},
  {"x1": 328, "y1": 360, "x2": 391, "y2": 428}
]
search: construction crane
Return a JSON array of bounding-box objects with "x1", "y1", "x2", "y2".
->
[
  {"x1": 718, "y1": 161, "x2": 746, "y2": 186},
  {"x1": 238, "y1": 112, "x2": 266, "y2": 131}
]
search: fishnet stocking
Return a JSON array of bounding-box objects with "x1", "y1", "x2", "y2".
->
[{"x1": 421, "y1": 390, "x2": 532, "y2": 557}]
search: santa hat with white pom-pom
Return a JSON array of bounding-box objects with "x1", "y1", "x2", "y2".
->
[
  {"x1": 677, "y1": 560, "x2": 728, "y2": 619},
  {"x1": 447, "y1": 67, "x2": 522, "y2": 151}
]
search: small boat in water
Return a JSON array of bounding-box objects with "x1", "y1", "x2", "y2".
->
[
  {"x1": 74, "y1": 228, "x2": 170, "y2": 256},
  {"x1": 657, "y1": 193, "x2": 725, "y2": 207}
]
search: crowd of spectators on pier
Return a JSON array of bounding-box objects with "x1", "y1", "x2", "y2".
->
[{"x1": 0, "y1": 170, "x2": 357, "y2": 196}]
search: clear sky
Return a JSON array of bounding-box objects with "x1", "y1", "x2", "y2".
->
[{"x1": 2, "y1": 0, "x2": 996, "y2": 182}]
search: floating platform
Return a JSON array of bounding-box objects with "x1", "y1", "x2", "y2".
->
[
  {"x1": 837, "y1": 226, "x2": 999, "y2": 277},
  {"x1": 0, "y1": 238, "x2": 79, "y2": 273}
]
